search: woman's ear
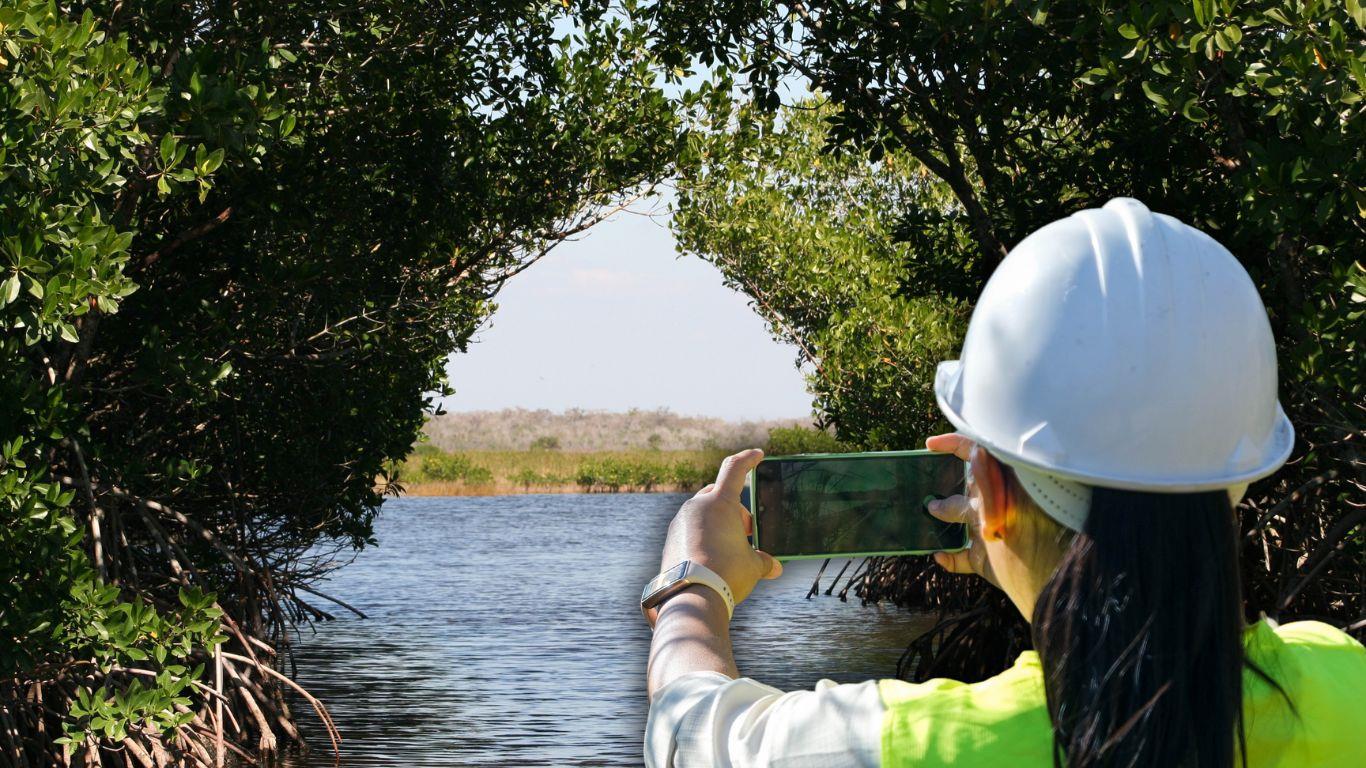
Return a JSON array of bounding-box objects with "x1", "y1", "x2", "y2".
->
[{"x1": 968, "y1": 446, "x2": 1010, "y2": 542}]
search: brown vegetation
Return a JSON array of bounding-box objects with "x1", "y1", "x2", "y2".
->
[{"x1": 421, "y1": 408, "x2": 811, "y2": 452}]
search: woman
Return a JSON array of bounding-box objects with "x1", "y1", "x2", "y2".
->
[{"x1": 642, "y1": 199, "x2": 1366, "y2": 767}]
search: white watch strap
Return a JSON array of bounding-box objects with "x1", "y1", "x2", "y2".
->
[
  {"x1": 679, "y1": 561, "x2": 735, "y2": 618},
  {"x1": 642, "y1": 560, "x2": 735, "y2": 626}
]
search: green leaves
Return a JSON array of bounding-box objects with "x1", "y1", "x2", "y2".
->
[
  {"x1": 58, "y1": 588, "x2": 220, "y2": 746},
  {"x1": 1349, "y1": 0, "x2": 1366, "y2": 31},
  {"x1": 1191, "y1": 0, "x2": 1216, "y2": 28},
  {"x1": 0, "y1": 0, "x2": 303, "y2": 755},
  {"x1": 1142, "y1": 80, "x2": 1170, "y2": 108},
  {"x1": 0, "y1": 0, "x2": 144, "y2": 346},
  {"x1": 159, "y1": 133, "x2": 177, "y2": 166},
  {"x1": 194, "y1": 145, "x2": 225, "y2": 176},
  {"x1": 1, "y1": 274, "x2": 19, "y2": 305},
  {"x1": 674, "y1": 100, "x2": 968, "y2": 448},
  {"x1": 1263, "y1": 7, "x2": 1294, "y2": 27},
  {"x1": 209, "y1": 361, "x2": 233, "y2": 386},
  {"x1": 1211, "y1": 25, "x2": 1240, "y2": 52},
  {"x1": 8, "y1": 0, "x2": 681, "y2": 759},
  {"x1": 1181, "y1": 97, "x2": 1210, "y2": 122},
  {"x1": 657, "y1": 0, "x2": 1365, "y2": 654}
]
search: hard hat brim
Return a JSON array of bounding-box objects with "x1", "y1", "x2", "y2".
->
[{"x1": 934, "y1": 360, "x2": 1295, "y2": 494}]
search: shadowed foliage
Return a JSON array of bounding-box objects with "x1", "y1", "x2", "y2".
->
[
  {"x1": 1, "y1": 1, "x2": 677, "y2": 763},
  {"x1": 662, "y1": 0, "x2": 1364, "y2": 681}
]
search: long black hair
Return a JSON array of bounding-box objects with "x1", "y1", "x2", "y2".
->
[{"x1": 1031, "y1": 487, "x2": 1247, "y2": 768}]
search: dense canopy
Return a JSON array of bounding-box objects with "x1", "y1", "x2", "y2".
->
[
  {"x1": 1, "y1": 1, "x2": 676, "y2": 763},
  {"x1": 665, "y1": 0, "x2": 1364, "y2": 678}
]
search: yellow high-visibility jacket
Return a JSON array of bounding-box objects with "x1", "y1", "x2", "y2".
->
[{"x1": 881, "y1": 620, "x2": 1366, "y2": 767}]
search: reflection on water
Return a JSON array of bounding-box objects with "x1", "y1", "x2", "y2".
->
[{"x1": 279, "y1": 494, "x2": 932, "y2": 767}]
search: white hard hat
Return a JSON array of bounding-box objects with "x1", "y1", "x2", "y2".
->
[{"x1": 935, "y1": 198, "x2": 1293, "y2": 529}]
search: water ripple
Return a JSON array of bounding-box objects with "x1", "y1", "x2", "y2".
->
[{"x1": 279, "y1": 494, "x2": 931, "y2": 767}]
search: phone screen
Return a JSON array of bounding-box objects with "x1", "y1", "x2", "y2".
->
[{"x1": 751, "y1": 452, "x2": 967, "y2": 559}]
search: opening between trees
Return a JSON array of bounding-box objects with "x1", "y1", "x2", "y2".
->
[{"x1": 1, "y1": 1, "x2": 1361, "y2": 764}]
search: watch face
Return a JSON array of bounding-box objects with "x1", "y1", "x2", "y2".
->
[{"x1": 643, "y1": 561, "x2": 690, "y2": 603}]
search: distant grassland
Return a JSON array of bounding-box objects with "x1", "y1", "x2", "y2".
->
[
  {"x1": 394, "y1": 448, "x2": 728, "y2": 495},
  {"x1": 393, "y1": 418, "x2": 850, "y2": 496},
  {"x1": 422, "y1": 407, "x2": 812, "y2": 452}
]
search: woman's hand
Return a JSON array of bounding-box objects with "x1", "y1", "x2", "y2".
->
[
  {"x1": 925, "y1": 433, "x2": 997, "y2": 587},
  {"x1": 648, "y1": 450, "x2": 777, "y2": 697},
  {"x1": 658, "y1": 448, "x2": 783, "y2": 606}
]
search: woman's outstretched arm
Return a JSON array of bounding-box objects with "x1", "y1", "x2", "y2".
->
[{"x1": 646, "y1": 449, "x2": 778, "y2": 698}]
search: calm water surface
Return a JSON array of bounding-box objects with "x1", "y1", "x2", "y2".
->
[{"x1": 280, "y1": 494, "x2": 932, "y2": 767}]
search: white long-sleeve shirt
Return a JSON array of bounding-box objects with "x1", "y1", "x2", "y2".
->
[
  {"x1": 644, "y1": 621, "x2": 1366, "y2": 768},
  {"x1": 645, "y1": 672, "x2": 882, "y2": 767}
]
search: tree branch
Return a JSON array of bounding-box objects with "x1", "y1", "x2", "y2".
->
[{"x1": 143, "y1": 207, "x2": 235, "y2": 268}]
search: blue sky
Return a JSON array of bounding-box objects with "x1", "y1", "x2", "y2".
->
[{"x1": 440, "y1": 197, "x2": 815, "y2": 420}]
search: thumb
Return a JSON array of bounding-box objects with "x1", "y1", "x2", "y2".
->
[
  {"x1": 756, "y1": 549, "x2": 783, "y2": 579},
  {"x1": 715, "y1": 448, "x2": 764, "y2": 499}
]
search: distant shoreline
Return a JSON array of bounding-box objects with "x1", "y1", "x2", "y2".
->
[
  {"x1": 391, "y1": 447, "x2": 723, "y2": 497},
  {"x1": 391, "y1": 424, "x2": 843, "y2": 498},
  {"x1": 400, "y1": 482, "x2": 702, "y2": 497}
]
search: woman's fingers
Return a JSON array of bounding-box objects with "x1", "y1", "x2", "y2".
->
[
  {"x1": 925, "y1": 433, "x2": 973, "y2": 461},
  {"x1": 926, "y1": 494, "x2": 971, "y2": 524},
  {"x1": 694, "y1": 483, "x2": 716, "y2": 497},
  {"x1": 933, "y1": 550, "x2": 976, "y2": 575},
  {"x1": 756, "y1": 549, "x2": 783, "y2": 579},
  {"x1": 929, "y1": 494, "x2": 980, "y2": 576}
]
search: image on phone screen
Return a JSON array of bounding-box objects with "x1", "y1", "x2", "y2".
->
[{"x1": 752, "y1": 452, "x2": 967, "y2": 559}]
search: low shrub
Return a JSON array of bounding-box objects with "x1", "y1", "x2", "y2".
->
[
  {"x1": 510, "y1": 468, "x2": 571, "y2": 488},
  {"x1": 575, "y1": 458, "x2": 672, "y2": 491},
  {"x1": 669, "y1": 461, "x2": 714, "y2": 489},
  {"x1": 413, "y1": 453, "x2": 494, "y2": 484},
  {"x1": 765, "y1": 426, "x2": 850, "y2": 456},
  {"x1": 529, "y1": 435, "x2": 561, "y2": 451},
  {"x1": 397, "y1": 448, "x2": 721, "y2": 492}
]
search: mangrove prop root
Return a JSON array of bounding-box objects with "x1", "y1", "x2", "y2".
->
[{"x1": 7, "y1": 474, "x2": 350, "y2": 766}]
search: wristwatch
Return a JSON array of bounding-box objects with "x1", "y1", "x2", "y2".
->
[{"x1": 640, "y1": 560, "x2": 735, "y2": 627}]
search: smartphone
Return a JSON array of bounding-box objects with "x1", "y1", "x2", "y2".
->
[{"x1": 744, "y1": 450, "x2": 968, "y2": 561}]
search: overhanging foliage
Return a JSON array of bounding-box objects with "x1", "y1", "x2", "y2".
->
[
  {"x1": 663, "y1": 0, "x2": 1364, "y2": 679},
  {"x1": 1, "y1": 1, "x2": 677, "y2": 763}
]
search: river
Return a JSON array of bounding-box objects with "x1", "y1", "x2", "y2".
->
[{"x1": 279, "y1": 494, "x2": 934, "y2": 767}]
